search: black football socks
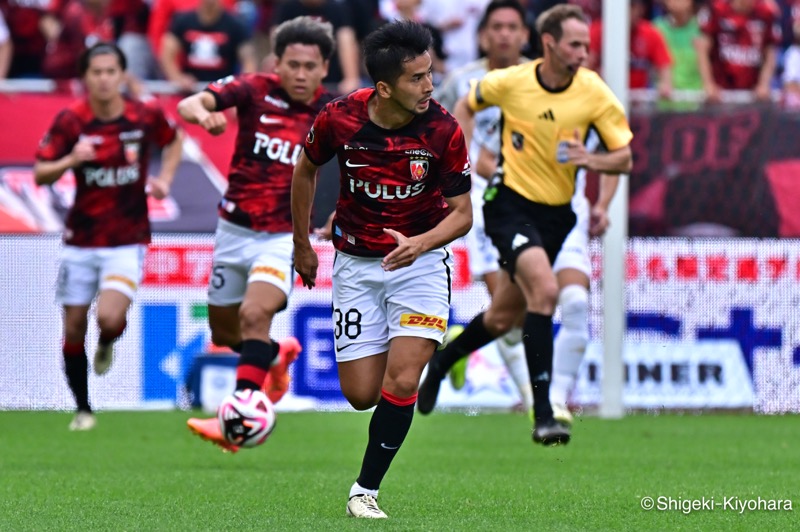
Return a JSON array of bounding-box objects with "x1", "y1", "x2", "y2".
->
[
  {"x1": 356, "y1": 391, "x2": 416, "y2": 490},
  {"x1": 235, "y1": 339, "x2": 279, "y2": 390},
  {"x1": 523, "y1": 312, "x2": 556, "y2": 423},
  {"x1": 63, "y1": 341, "x2": 90, "y2": 412}
]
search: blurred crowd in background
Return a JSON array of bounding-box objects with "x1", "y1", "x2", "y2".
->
[{"x1": 1, "y1": 0, "x2": 800, "y2": 107}]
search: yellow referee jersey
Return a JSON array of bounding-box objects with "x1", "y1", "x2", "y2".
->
[{"x1": 468, "y1": 59, "x2": 633, "y2": 205}]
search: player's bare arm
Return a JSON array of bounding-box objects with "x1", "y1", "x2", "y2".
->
[
  {"x1": 237, "y1": 42, "x2": 257, "y2": 74},
  {"x1": 381, "y1": 191, "x2": 472, "y2": 272},
  {"x1": 291, "y1": 150, "x2": 320, "y2": 288},
  {"x1": 589, "y1": 173, "x2": 620, "y2": 237},
  {"x1": 33, "y1": 138, "x2": 96, "y2": 185},
  {"x1": 565, "y1": 131, "x2": 632, "y2": 174},
  {"x1": 38, "y1": 12, "x2": 61, "y2": 45},
  {"x1": 475, "y1": 145, "x2": 498, "y2": 180},
  {"x1": 159, "y1": 32, "x2": 197, "y2": 92},
  {"x1": 147, "y1": 130, "x2": 184, "y2": 200},
  {"x1": 0, "y1": 34, "x2": 12, "y2": 79},
  {"x1": 755, "y1": 46, "x2": 777, "y2": 101},
  {"x1": 176, "y1": 92, "x2": 227, "y2": 135},
  {"x1": 335, "y1": 26, "x2": 362, "y2": 95},
  {"x1": 694, "y1": 34, "x2": 720, "y2": 103},
  {"x1": 453, "y1": 96, "x2": 476, "y2": 149}
]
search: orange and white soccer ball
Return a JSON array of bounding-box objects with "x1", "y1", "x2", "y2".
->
[{"x1": 217, "y1": 389, "x2": 276, "y2": 448}]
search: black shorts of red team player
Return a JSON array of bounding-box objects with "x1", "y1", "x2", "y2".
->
[{"x1": 483, "y1": 183, "x2": 576, "y2": 278}]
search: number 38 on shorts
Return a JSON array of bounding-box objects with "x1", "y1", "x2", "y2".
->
[{"x1": 331, "y1": 249, "x2": 453, "y2": 363}]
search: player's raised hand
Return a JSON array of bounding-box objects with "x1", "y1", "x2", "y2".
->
[
  {"x1": 381, "y1": 228, "x2": 424, "y2": 271},
  {"x1": 200, "y1": 112, "x2": 227, "y2": 136},
  {"x1": 146, "y1": 176, "x2": 171, "y2": 200},
  {"x1": 70, "y1": 138, "x2": 96, "y2": 165},
  {"x1": 294, "y1": 244, "x2": 319, "y2": 289}
]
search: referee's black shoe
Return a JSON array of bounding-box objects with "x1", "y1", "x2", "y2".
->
[
  {"x1": 532, "y1": 418, "x2": 571, "y2": 446},
  {"x1": 417, "y1": 368, "x2": 442, "y2": 415}
]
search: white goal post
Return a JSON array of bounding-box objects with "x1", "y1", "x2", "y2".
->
[{"x1": 600, "y1": 0, "x2": 629, "y2": 418}]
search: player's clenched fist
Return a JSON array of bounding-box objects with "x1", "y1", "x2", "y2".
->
[{"x1": 200, "y1": 112, "x2": 227, "y2": 135}]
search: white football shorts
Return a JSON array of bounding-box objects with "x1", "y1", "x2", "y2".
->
[
  {"x1": 56, "y1": 244, "x2": 146, "y2": 305},
  {"x1": 207, "y1": 218, "x2": 294, "y2": 306},
  {"x1": 465, "y1": 181, "x2": 500, "y2": 279},
  {"x1": 332, "y1": 247, "x2": 453, "y2": 362},
  {"x1": 553, "y1": 194, "x2": 591, "y2": 277}
]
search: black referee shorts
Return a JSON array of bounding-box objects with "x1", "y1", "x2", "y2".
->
[{"x1": 483, "y1": 184, "x2": 576, "y2": 277}]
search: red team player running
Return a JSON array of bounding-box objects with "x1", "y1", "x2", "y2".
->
[
  {"x1": 176, "y1": 16, "x2": 335, "y2": 452},
  {"x1": 292, "y1": 20, "x2": 472, "y2": 519},
  {"x1": 34, "y1": 42, "x2": 183, "y2": 431}
]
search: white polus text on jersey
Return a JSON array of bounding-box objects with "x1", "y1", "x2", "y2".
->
[
  {"x1": 84, "y1": 164, "x2": 139, "y2": 187},
  {"x1": 253, "y1": 132, "x2": 301, "y2": 165},
  {"x1": 348, "y1": 178, "x2": 426, "y2": 200}
]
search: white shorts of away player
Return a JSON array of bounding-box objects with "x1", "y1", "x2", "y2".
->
[
  {"x1": 465, "y1": 180, "x2": 500, "y2": 279},
  {"x1": 56, "y1": 244, "x2": 146, "y2": 305},
  {"x1": 207, "y1": 218, "x2": 294, "y2": 306},
  {"x1": 553, "y1": 194, "x2": 591, "y2": 277},
  {"x1": 332, "y1": 247, "x2": 454, "y2": 363}
]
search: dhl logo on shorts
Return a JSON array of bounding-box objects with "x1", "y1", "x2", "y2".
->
[
  {"x1": 103, "y1": 275, "x2": 137, "y2": 291},
  {"x1": 399, "y1": 313, "x2": 447, "y2": 332},
  {"x1": 251, "y1": 266, "x2": 286, "y2": 281}
]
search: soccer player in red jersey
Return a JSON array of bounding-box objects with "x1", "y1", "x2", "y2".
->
[
  {"x1": 176, "y1": 16, "x2": 335, "y2": 453},
  {"x1": 292, "y1": 20, "x2": 472, "y2": 519},
  {"x1": 34, "y1": 42, "x2": 183, "y2": 431}
]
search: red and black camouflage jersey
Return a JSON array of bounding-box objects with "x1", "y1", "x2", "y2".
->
[
  {"x1": 304, "y1": 88, "x2": 471, "y2": 258},
  {"x1": 205, "y1": 73, "x2": 332, "y2": 232},
  {"x1": 36, "y1": 97, "x2": 178, "y2": 247},
  {"x1": 698, "y1": 0, "x2": 781, "y2": 90}
]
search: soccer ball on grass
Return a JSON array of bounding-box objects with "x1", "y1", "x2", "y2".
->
[{"x1": 217, "y1": 389, "x2": 276, "y2": 447}]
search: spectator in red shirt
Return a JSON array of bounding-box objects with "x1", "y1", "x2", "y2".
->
[
  {"x1": 40, "y1": 0, "x2": 115, "y2": 79},
  {"x1": 587, "y1": 0, "x2": 673, "y2": 98},
  {"x1": 1, "y1": 0, "x2": 50, "y2": 78},
  {"x1": 695, "y1": 0, "x2": 781, "y2": 103}
]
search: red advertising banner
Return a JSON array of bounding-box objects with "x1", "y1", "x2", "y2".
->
[{"x1": 2, "y1": 91, "x2": 799, "y2": 237}]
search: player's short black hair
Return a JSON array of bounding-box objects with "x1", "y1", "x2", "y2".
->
[
  {"x1": 362, "y1": 20, "x2": 432, "y2": 86},
  {"x1": 273, "y1": 16, "x2": 335, "y2": 60},
  {"x1": 78, "y1": 42, "x2": 127, "y2": 76},
  {"x1": 478, "y1": 0, "x2": 527, "y2": 32}
]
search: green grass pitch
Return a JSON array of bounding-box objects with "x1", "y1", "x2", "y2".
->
[{"x1": 1, "y1": 411, "x2": 797, "y2": 531}]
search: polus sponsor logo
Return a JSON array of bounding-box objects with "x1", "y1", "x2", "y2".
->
[
  {"x1": 85, "y1": 164, "x2": 139, "y2": 187},
  {"x1": 252, "y1": 132, "x2": 301, "y2": 165},
  {"x1": 348, "y1": 178, "x2": 425, "y2": 199}
]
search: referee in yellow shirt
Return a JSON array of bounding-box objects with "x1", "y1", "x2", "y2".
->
[{"x1": 418, "y1": 4, "x2": 633, "y2": 446}]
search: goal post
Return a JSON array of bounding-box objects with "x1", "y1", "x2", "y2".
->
[{"x1": 600, "y1": 0, "x2": 629, "y2": 418}]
